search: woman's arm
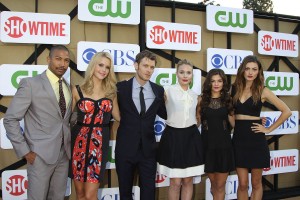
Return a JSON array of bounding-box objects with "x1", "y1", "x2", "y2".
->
[
  {"x1": 252, "y1": 87, "x2": 292, "y2": 134},
  {"x1": 228, "y1": 114, "x2": 235, "y2": 128},
  {"x1": 196, "y1": 96, "x2": 201, "y2": 127},
  {"x1": 112, "y1": 95, "x2": 121, "y2": 122},
  {"x1": 71, "y1": 85, "x2": 79, "y2": 112}
]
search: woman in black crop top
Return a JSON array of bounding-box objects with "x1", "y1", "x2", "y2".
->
[{"x1": 232, "y1": 55, "x2": 291, "y2": 200}]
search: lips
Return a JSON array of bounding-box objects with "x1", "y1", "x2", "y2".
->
[{"x1": 57, "y1": 68, "x2": 66, "y2": 73}]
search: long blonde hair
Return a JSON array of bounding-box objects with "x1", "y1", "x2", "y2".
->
[
  {"x1": 81, "y1": 52, "x2": 117, "y2": 99},
  {"x1": 233, "y1": 55, "x2": 264, "y2": 105}
]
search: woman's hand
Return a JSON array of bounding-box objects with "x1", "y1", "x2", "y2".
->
[{"x1": 251, "y1": 123, "x2": 270, "y2": 134}]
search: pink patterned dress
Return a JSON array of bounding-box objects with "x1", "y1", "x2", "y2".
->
[{"x1": 71, "y1": 86, "x2": 112, "y2": 183}]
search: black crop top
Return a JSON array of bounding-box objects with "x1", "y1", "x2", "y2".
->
[
  {"x1": 231, "y1": 85, "x2": 262, "y2": 117},
  {"x1": 234, "y1": 97, "x2": 262, "y2": 117}
]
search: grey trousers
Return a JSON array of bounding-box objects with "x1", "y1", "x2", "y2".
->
[{"x1": 27, "y1": 146, "x2": 69, "y2": 200}]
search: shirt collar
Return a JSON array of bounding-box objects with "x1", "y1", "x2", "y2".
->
[
  {"x1": 175, "y1": 83, "x2": 189, "y2": 93},
  {"x1": 46, "y1": 69, "x2": 63, "y2": 85},
  {"x1": 133, "y1": 77, "x2": 151, "y2": 91}
]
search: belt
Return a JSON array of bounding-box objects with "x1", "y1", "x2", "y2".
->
[{"x1": 76, "y1": 121, "x2": 110, "y2": 128}]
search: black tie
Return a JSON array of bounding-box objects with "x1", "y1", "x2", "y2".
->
[
  {"x1": 139, "y1": 87, "x2": 146, "y2": 116},
  {"x1": 58, "y1": 79, "x2": 66, "y2": 118}
]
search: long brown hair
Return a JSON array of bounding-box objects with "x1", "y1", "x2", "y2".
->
[
  {"x1": 200, "y1": 69, "x2": 233, "y2": 116},
  {"x1": 233, "y1": 55, "x2": 264, "y2": 105},
  {"x1": 81, "y1": 52, "x2": 117, "y2": 99}
]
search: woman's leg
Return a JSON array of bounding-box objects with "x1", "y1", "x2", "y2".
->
[
  {"x1": 74, "y1": 180, "x2": 86, "y2": 200},
  {"x1": 250, "y1": 168, "x2": 263, "y2": 200},
  {"x1": 207, "y1": 173, "x2": 216, "y2": 196},
  {"x1": 213, "y1": 172, "x2": 228, "y2": 200},
  {"x1": 169, "y1": 178, "x2": 182, "y2": 200},
  {"x1": 84, "y1": 182, "x2": 100, "y2": 200},
  {"x1": 181, "y1": 177, "x2": 193, "y2": 200},
  {"x1": 236, "y1": 167, "x2": 249, "y2": 200}
]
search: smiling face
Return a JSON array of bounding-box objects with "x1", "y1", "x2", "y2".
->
[
  {"x1": 210, "y1": 74, "x2": 223, "y2": 95},
  {"x1": 244, "y1": 62, "x2": 259, "y2": 82},
  {"x1": 47, "y1": 49, "x2": 70, "y2": 78},
  {"x1": 93, "y1": 56, "x2": 111, "y2": 81},
  {"x1": 177, "y1": 64, "x2": 193, "y2": 88},
  {"x1": 134, "y1": 57, "x2": 155, "y2": 85}
]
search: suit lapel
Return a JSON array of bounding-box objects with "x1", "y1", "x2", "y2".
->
[
  {"x1": 146, "y1": 81, "x2": 161, "y2": 115},
  {"x1": 127, "y1": 78, "x2": 140, "y2": 115},
  {"x1": 63, "y1": 79, "x2": 72, "y2": 118}
]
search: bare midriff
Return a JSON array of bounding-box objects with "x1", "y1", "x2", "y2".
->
[{"x1": 235, "y1": 114, "x2": 260, "y2": 120}]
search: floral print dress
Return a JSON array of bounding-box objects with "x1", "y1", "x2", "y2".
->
[{"x1": 71, "y1": 85, "x2": 112, "y2": 183}]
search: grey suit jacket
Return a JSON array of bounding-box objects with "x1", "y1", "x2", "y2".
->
[{"x1": 4, "y1": 71, "x2": 72, "y2": 164}]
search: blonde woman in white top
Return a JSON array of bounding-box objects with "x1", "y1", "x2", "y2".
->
[{"x1": 157, "y1": 60, "x2": 204, "y2": 200}]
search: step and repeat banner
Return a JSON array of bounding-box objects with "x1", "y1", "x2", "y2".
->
[{"x1": 0, "y1": 2, "x2": 299, "y2": 200}]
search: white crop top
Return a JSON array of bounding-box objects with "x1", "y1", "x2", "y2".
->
[{"x1": 165, "y1": 84, "x2": 198, "y2": 128}]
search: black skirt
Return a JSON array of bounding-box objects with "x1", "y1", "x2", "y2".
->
[
  {"x1": 157, "y1": 125, "x2": 205, "y2": 178},
  {"x1": 232, "y1": 120, "x2": 270, "y2": 168}
]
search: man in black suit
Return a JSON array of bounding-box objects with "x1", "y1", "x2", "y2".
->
[{"x1": 116, "y1": 50, "x2": 167, "y2": 199}]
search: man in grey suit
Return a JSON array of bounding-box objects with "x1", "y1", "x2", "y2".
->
[{"x1": 4, "y1": 45, "x2": 72, "y2": 200}]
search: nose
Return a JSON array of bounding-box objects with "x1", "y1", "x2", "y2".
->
[{"x1": 60, "y1": 60, "x2": 68, "y2": 67}]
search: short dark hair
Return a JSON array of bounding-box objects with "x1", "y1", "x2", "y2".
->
[
  {"x1": 49, "y1": 45, "x2": 69, "y2": 57},
  {"x1": 135, "y1": 50, "x2": 157, "y2": 65}
]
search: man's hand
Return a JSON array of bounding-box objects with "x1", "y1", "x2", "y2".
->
[{"x1": 24, "y1": 151, "x2": 36, "y2": 164}]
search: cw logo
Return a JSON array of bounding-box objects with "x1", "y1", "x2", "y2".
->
[
  {"x1": 11, "y1": 70, "x2": 39, "y2": 88},
  {"x1": 215, "y1": 11, "x2": 247, "y2": 28},
  {"x1": 265, "y1": 76, "x2": 293, "y2": 91},
  {"x1": 108, "y1": 145, "x2": 115, "y2": 163},
  {"x1": 88, "y1": 0, "x2": 132, "y2": 18},
  {"x1": 155, "y1": 73, "x2": 193, "y2": 88}
]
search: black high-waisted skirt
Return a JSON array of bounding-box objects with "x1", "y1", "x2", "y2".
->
[{"x1": 232, "y1": 120, "x2": 270, "y2": 168}]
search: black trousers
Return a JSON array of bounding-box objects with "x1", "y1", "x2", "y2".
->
[{"x1": 116, "y1": 146, "x2": 156, "y2": 200}]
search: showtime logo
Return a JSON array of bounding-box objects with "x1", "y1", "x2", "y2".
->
[
  {"x1": 149, "y1": 25, "x2": 198, "y2": 45},
  {"x1": 261, "y1": 35, "x2": 296, "y2": 51},
  {"x1": 155, "y1": 171, "x2": 201, "y2": 188},
  {"x1": 4, "y1": 16, "x2": 66, "y2": 38},
  {"x1": 258, "y1": 31, "x2": 298, "y2": 57},
  {"x1": 263, "y1": 149, "x2": 298, "y2": 175},
  {"x1": 156, "y1": 172, "x2": 167, "y2": 184},
  {"x1": 0, "y1": 11, "x2": 70, "y2": 44},
  {"x1": 2, "y1": 170, "x2": 28, "y2": 199},
  {"x1": 147, "y1": 21, "x2": 201, "y2": 51},
  {"x1": 6, "y1": 175, "x2": 28, "y2": 196}
]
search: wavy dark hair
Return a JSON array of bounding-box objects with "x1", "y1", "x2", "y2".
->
[
  {"x1": 233, "y1": 55, "x2": 264, "y2": 105},
  {"x1": 200, "y1": 69, "x2": 233, "y2": 116}
]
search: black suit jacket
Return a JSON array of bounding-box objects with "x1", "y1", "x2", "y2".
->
[{"x1": 116, "y1": 78, "x2": 167, "y2": 158}]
